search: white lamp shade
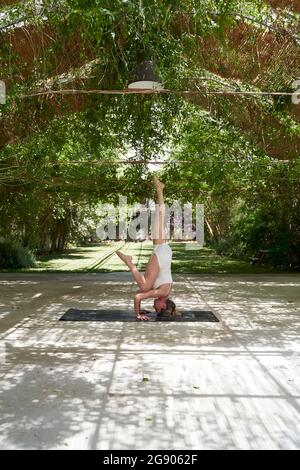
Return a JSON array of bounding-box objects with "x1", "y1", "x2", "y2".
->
[
  {"x1": 128, "y1": 60, "x2": 164, "y2": 91},
  {"x1": 128, "y1": 80, "x2": 164, "y2": 90}
]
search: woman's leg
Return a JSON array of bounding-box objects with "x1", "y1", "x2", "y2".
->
[
  {"x1": 152, "y1": 175, "x2": 165, "y2": 245},
  {"x1": 117, "y1": 174, "x2": 165, "y2": 290},
  {"x1": 116, "y1": 251, "x2": 159, "y2": 292}
]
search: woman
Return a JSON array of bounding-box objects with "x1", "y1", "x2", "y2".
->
[{"x1": 117, "y1": 175, "x2": 177, "y2": 321}]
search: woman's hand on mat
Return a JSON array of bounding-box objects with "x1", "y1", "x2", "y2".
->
[{"x1": 136, "y1": 312, "x2": 150, "y2": 321}]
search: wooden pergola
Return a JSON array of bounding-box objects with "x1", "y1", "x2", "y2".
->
[{"x1": 0, "y1": 0, "x2": 299, "y2": 160}]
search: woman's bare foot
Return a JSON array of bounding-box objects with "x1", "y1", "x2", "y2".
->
[
  {"x1": 153, "y1": 175, "x2": 165, "y2": 191},
  {"x1": 116, "y1": 251, "x2": 133, "y2": 267}
]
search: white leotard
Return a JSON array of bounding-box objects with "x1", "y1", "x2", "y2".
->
[{"x1": 153, "y1": 242, "x2": 173, "y2": 289}]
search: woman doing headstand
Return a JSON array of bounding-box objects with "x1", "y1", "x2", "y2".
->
[{"x1": 117, "y1": 175, "x2": 177, "y2": 321}]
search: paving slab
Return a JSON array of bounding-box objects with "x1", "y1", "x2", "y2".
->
[{"x1": 1, "y1": 272, "x2": 300, "y2": 449}]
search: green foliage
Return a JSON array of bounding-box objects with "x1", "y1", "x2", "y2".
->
[
  {"x1": 0, "y1": 0, "x2": 299, "y2": 269},
  {"x1": 0, "y1": 240, "x2": 36, "y2": 268},
  {"x1": 214, "y1": 196, "x2": 300, "y2": 269},
  {"x1": 161, "y1": 106, "x2": 300, "y2": 269}
]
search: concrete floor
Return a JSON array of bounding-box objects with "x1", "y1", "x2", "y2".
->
[{"x1": 0, "y1": 272, "x2": 300, "y2": 450}]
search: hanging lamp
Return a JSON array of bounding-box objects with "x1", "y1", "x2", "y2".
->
[{"x1": 128, "y1": 60, "x2": 164, "y2": 91}]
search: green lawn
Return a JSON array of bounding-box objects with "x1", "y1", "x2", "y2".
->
[
  {"x1": 1, "y1": 241, "x2": 280, "y2": 274},
  {"x1": 170, "y1": 243, "x2": 277, "y2": 274}
]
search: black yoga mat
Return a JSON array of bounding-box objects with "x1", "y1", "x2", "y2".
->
[{"x1": 60, "y1": 308, "x2": 219, "y2": 322}]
